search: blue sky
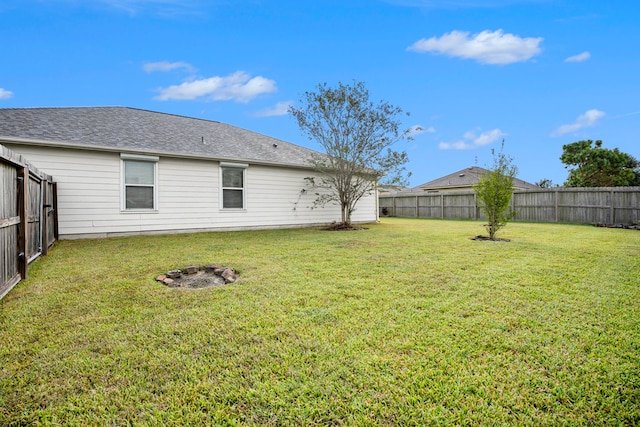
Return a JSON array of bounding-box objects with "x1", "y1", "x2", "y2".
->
[{"x1": 1, "y1": 0, "x2": 638, "y2": 187}]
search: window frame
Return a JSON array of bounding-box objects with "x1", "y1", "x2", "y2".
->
[
  {"x1": 220, "y1": 162, "x2": 248, "y2": 210},
  {"x1": 120, "y1": 153, "x2": 159, "y2": 212}
]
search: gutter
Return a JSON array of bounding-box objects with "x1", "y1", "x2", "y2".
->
[{"x1": 0, "y1": 136, "x2": 317, "y2": 171}]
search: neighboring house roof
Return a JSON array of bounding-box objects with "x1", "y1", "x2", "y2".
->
[
  {"x1": 413, "y1": 166, "x2": 538, "y2": 192},
  {"x1": 378, "y1": 184, "x2": 411, "y2": 194},
  {"x1": 0, "y1": 107, "x2": 318, "y2": 168}
]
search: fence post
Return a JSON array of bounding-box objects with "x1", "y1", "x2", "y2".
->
[
  {"x1": 554, "y1": 189, "x2": 559, "y2": 223},
  {"x1": 474, "y1": 193, "x2": 478, "y2": 219},
  {"x1": 52, "y1": 183, "x2": 59, "y2": 241},
  {"x1": 17, "y1": 166, "x2": 29, "y2": 280},
  {"x1": 610, "y1": 189, "x2": 615, "y2": 224},
  {"x1": 42, "y1": 179, "x2": 49, "y2": 256}
]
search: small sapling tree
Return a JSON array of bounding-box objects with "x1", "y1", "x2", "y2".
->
[
  {"x1": 473, "y1": 143, "x2": 518, "y2": 240},
  {"x1": 289, "y1": 81, "x2": 413, "y2": 228}
]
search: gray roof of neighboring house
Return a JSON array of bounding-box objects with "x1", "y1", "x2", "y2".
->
[
  {"x1": 413, "y1": 166, "x2": 538, "y2": 191},
  {"x1": 0, "y1": 107, "x2": 319, "y2": 168}
]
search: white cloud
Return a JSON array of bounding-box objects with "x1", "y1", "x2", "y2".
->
[
  {"x1": 255, "y1": 101, "x2": 292, "y2": 117},
  {"x1": 144, "y1": 61, "x2": 195, "y2": 73},
  {"x1": 0, "y1": 88, "x2": 13, "y2": 100},
  {"x1": 408, "y1": 29, "x2": 543, "y2": 64},
  {"x1": 439, "y1": 140, "x2": 474, "y2": 150},
  {"x1": 155, "y1": 71, "x2": 277, "y2": 103},
  {"x1": 565, "y1": 51, "x2": 591, "y2": 63},
  {"x1": 439, "y1": 128, "x2": 506, "y2": 150},
  {"x1": 472, "y1": 128, "x2": 505, "y2": 146},
  {"x1": 551, "y1": 109, "x2": 605, "y2": 137}
]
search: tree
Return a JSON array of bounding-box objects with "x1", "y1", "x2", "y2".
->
[
  {"x1": 535, "y1": 178, "x2": 554, "y2": 188},
  {"x1": 289, "y1": 81, "x2": 413, "y2": 227},
  {"x1": 473, "y1": 144, "x2": 518, "y2": 240},
  {"x1": 560, "y1": 140, "x2": 640, "y2": 187}
]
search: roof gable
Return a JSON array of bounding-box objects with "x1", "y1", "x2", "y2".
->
[
  {"x1": 413, "y1": 166, "x2": 538, "y2": 191},
  {"x1": 0, "y1": 107, "x2": 318, "y2": 168}
]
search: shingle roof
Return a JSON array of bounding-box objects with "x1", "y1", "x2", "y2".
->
[
  {"x1": 413, "y1": 166, "x2": 538, "y2": 191},
  {"x1": 0, "y1": 107, "x2": 319, "y2": 168}
]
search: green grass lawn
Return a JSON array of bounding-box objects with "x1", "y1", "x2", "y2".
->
[{"x1": 1, "y1": 218, "x2": 639, "y2": 426}]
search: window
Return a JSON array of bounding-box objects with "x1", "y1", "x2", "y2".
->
[
  {"x1": 220, "y1": 163, "x2": 247, "y2": 209},
  {"x1": 121, "y1": 154, "x2": 158, "y2": 210}
]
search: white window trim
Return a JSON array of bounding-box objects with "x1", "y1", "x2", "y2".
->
[
  {"x1": 220, "y1": 162, "x2": 248, "y2": 211},
  {"x1": 120, "y1": 153, "x2": 159, "y2": 212}
]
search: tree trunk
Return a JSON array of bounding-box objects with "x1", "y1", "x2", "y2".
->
[{"x1": 341, "y1": 203, "x2": 351, "y2": 226}]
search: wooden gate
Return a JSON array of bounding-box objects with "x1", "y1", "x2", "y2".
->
[{"x1": 1, "y1": 145, "x2": 57, "y2": 299}]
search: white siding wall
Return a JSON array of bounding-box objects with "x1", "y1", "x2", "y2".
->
[{"x1": 7, "y1": 145, "x2": 377, "y2": 239}]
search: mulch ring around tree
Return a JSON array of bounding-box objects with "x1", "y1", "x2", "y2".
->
[
  {"x1": 470, "y1": 235, "x2": 511, "y2": 242},
  {"x1": 156, "y1": 265, "x2": 238, "y2": 289},
  {"x1": 322, "y1": 222, "x2": 368, "y2": 231}
]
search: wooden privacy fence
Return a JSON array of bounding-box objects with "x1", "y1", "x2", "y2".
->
[
  {"x1": 379, "y1": 187, "x2": 640, "y2": 225},
  {"x1": 1, "y1": 144, "x2": 58, "y2": 300}
]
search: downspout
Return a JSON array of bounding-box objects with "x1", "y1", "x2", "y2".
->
[{"x1": 375, "y1": 181, "x2": 380, "y2": 222}]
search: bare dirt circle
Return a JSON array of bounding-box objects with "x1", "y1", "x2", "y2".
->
[{"x1": 156, "y1": 265, "x2": 238, "y2": 289}]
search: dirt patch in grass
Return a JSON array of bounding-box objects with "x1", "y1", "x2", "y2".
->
[{"x1": 156, "y1": 265, "x2": 238, "y2": 289}]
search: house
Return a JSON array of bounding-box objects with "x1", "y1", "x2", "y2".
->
[
  {"x1": 0, "y1": 107, "x2": 377, "y2": 239},
  {"x1": 412, "y1": 166, "x2": 538, "y2": 193}
]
